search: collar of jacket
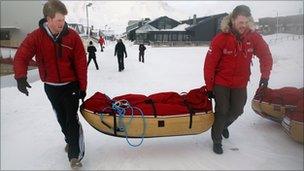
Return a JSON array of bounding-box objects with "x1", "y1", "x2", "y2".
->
[
  {"x1": 39, "y1": 18, "x2": 69, "y2": 59},
  {"x1": 38, "y1": 18, "x2": 69, "y2": 43},
  {"x1": 220, "y1": 14, "x2": 255, "y2": 34},
  {"x1": 229, "y1": 28, "x2": 251, "y2": 41}
]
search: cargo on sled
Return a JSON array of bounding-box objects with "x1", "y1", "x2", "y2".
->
[{"x1": 80, "y1": 87, "x2": 214, "y2": 138}]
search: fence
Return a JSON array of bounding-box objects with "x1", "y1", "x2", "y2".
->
[
  {"x1": 267, "y1": 34, "x2": 303, "y2": 45},
  {"x1": 146, "y1": 41, "x2": 210, "y2": 47}
]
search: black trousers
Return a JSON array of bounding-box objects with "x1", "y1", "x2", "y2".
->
[
  {"x1": 117, "y1": 55, "x2": 125, "y2": 71},
  {"x1": 44, "y1": 82, "x2": 85, "y2": 161},
  {"x1": 100, "y1": 44, "x2": 103, "y2": 52},
  {"x1": 139, "y1": 52, "x2": 145, "y2": 63},
  {"x1": 87, "y1": 57, "x2": 99, "y2": 70},
  {"x1": 211, "y1": 85, "x2": 247, "y2": 144}
]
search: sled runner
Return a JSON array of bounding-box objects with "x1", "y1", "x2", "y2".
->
[
  {"x1": 251, "y1": 87, "x2": 302, "y2": 122},
  {"x1": 80, "y1": 87, "x2": 214, "y2": 139}
]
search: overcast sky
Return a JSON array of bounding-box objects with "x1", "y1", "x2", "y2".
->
[
  {"x1": 64, "y1": 1, "x2": 303, "y2": 34},
  {"x1": 166, "y1": 1, "x2": 303, "y2": 19}
]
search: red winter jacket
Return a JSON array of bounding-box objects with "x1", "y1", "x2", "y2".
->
[
  {"x1": 14, "y1": 19, "x2": 87, "y2": 90},
  {"x1": 98, "y1": 37, "x2": 105, "y2": 45},
  {"x1": 204, "y1": 16, "x2": 273, "y2": 91}
]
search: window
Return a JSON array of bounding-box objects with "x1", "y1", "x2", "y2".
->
[{"x1": 0, "y1": 30, "x2": 10, "y2": 40}]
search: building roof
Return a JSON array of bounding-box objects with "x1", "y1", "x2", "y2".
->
[
  {"x1": 147, "y1": 16, "x2": 180, "y2": 27},
  {"x1": 163, "y1": 23, "x2": 190, "y2": 31},
  {"x1": 182, "y1": 13, "x2": 228, "y2": 25},
  {"x1": 135, "y1": 24, "x2": 159, "y2": 33},
  {"x1": 185, "y1": 13, "x2": 228, "y2": 31}
]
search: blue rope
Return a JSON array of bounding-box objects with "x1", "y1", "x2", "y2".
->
[{"x1": 111, "y1": 100, "x2": 146, "y2": 147}]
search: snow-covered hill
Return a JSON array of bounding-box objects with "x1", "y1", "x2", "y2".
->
[{"x1": 64, "y1": 1, "x2": 188, "y2": 34}]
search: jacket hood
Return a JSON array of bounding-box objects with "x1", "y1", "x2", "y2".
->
[{"x1": 220, "y1": 14, "x2": 255, "y2": 33}]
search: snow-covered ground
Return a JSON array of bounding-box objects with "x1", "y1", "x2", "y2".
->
[{"x1": 1, "y1": 33, "x2": 303, "y2": 170}]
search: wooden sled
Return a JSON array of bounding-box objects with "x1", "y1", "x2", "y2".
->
[
  {"x1": 251, "y1": 99, "x2": 296, "y2": 123},
  {"x1": 252, "y1": 87, "x2": 303, "y2": 143},
  {"x1": 80, "y1": 87, "x2": 214, "y2": 138},
  {"x1": 81, "y1": 108, "x2": 214, "y2": 138}
]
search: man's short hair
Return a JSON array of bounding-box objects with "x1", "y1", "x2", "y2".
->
[
  {"x1": 232, "y1": 5, "x2": 251, "y2": 19},
  {"x1": 43, "y1": 0, "x2": 68, "y2": 18}
]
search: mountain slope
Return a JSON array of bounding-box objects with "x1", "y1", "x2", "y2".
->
[{"x1": 64, "y1": 1, "x2": 189, "y2": 34}]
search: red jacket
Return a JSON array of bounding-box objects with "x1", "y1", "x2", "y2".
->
[
  {"x1": 204, "y1": 29, "x2": 273, "y2": 91},
  {"x1": 14, "y1": 19, "x2": 87, "y2": 90},
  {"x1": 98, "y1": 37, "x2": 105, "y2": 45}
]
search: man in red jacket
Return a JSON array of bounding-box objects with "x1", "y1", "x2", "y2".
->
[
  {"x1": 13, "y1": 0, "x2": 87, "y2": 168},
  {"x1": 98, "y1": 36, "x2": 105, "y2": 52},
  {"x1": 203, "y1": 5, "x2": 273, "y2": 154}
]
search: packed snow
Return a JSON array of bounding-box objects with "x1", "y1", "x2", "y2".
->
[{"x1": 1, "y1": 33, "x2": 303, "y2": 170}]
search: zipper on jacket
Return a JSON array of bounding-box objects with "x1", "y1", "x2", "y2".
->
[
  {"x1": 54, "y1": 42, "x2": 62, "y2": 83},
  {"x1": 231, "y1": 39, "x2": 240, "y2": 87}
]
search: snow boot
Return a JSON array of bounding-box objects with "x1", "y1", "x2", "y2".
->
[
  {"x1": 222, "y1": 128, "x2": 229, "y2": 139},
  {"x1": 70, "y1": 158, "x2": 82, "y2": 169},
  {"x1": 213, "y1": 143, "x2": 223, "y2": 154}
]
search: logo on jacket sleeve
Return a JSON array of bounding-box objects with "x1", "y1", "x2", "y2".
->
[{"x1": 223, "y1": 49, "x2": 234, "y2": 55}]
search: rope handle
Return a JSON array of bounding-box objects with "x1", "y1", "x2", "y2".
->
[{"x1": 100, "y1": 99, "x2": 146, "y2": 147}]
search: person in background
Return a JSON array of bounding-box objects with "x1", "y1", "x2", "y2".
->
[
  {"x1": 98, "y1": 36, "x2": 105, "y2": 52},
  {"x1": 203, "y1": 5, "x2": 273, "y2": 154},
  {"x1": 114, "y1": 39, "x2": 127, "y2": 72},
  {"x1": 13, "y1": 0, "x2": 87, "y2": 168},
  {"x1": 138, "y1": 43, "x2": 146, "y2": 63},
  {"x1": 87, "y1": 41, "x2": 99, "y2": 70}
]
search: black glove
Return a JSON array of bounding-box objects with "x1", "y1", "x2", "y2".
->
[
  {"x1": 207, "y1": 91, "x2": 215, "y2": 100},
  {"x1": 259, "y1": 78, "x2": 269, "y2": 88},
  {"x1": 79, "y1": 90, "x2": 86, "y2": 102},
  {"x1": 16, "y1": 77, "x2": 31, "y2": 96}
]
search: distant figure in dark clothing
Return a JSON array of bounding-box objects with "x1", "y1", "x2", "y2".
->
[
  {"x1": 87, "y1": 41, "x2": 99, "y2": 70},
  {"x1": 114, "y1": 39, "x2": 127, "y2": 72},
  {"x1": 139, "y1": 44, "x2": 146, "y2": 63}
]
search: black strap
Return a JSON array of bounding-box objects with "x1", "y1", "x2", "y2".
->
[
  {"x1": 182, "y1": 98, "x2": 195, "y2": 129},
  {"x1": 112, "y1": 111, "x2": 117, "y2": 136},
  {"x1": 145, "y1": 98, "x2": 157, "y2": 118},
  {"x1": 96, "y1": 111, "x2": 113, "y2": 130}
]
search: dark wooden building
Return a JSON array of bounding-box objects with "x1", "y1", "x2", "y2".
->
[
  {"x1": 135, "y1": 16, "x2": 190, "y2": 44},
  {"x1": 126, "y1": 18, "x2": 150, "y2": 41},
  {"x1": 131, "y1": 13, "x2": 228, "y2": 45},
  {"x1": 184, "y1": 13, "x2": 228, "y2": 41}
]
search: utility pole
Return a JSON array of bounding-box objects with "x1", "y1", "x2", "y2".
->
[
  {"x1": 275, "y1": 11, "x2": 279, "y2": 39},
  {"x1": 86, "y1": 3, "x2": 92, "y2": 37}
]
